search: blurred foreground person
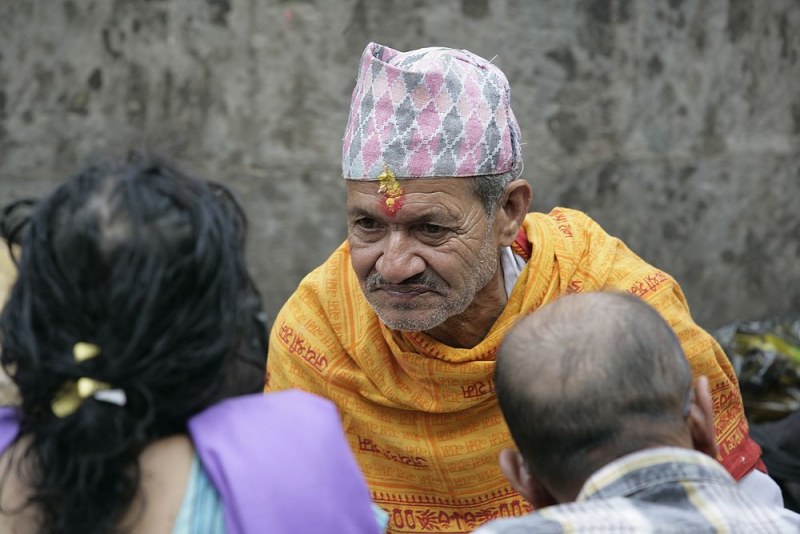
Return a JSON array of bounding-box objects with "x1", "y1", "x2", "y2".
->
[
  {"x1": 476, "y1": 292, "x2": 798, "y2": 534},
  {"x1": 0, "y1": 158, "x2": 379, "y2": 534}
]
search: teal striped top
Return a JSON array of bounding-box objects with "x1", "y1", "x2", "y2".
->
[{"x1": 171, "y1": 454, "x2": 227, "y2": 534}]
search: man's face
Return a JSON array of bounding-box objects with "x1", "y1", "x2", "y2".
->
[{"x1": 347, "y1": 177, "x2": 500, "y2": 332}]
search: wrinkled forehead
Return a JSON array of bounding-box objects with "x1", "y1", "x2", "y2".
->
[{"x1": 346, "y1": 177, "x2": 481, "y2": 218}]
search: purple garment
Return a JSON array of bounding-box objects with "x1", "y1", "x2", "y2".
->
[
  {"x1": 0, "y1": 407, "x2": 20, "y2": 456},
  {"x1": 188, "y1": 390, "x2": 380, "y2": 534}
]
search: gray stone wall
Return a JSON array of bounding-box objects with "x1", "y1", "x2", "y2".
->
[{"x1": 0, "y1": 0, "x2": 798, "y2": 328}]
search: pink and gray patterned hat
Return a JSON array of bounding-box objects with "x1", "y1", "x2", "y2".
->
[{"x1": 342, "y1": 42, "x2": 522, "y2": 181}]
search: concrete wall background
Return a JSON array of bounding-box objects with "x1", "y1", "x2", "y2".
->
[{"x1": 0, "y1": 0, "x2": 798, "y2": 329}]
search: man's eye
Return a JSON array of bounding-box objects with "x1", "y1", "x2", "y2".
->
[
  {"x1": 356, "y1": 218, "x2": 379, "y2": 230},
  {"x1": 420, "y1": 224, "x2": 446, "y2": 235}
]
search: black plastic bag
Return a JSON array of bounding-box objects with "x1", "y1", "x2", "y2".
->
[
  {"x1": 714, "y1": 316, "x2": 800, "y2": 423},
  {"x1": 715, "y1": 316, "x2": 800, "y2": 512}
]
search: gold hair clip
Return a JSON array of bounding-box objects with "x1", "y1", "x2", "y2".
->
[
  {"x1": 377, "y1": 164, "x2": 404, "y2": 215},
  {"x1": 73, "y1": 342, "x2": 101, "y2": 362},
  {"x1": 50, "y1": 343, "x2": 127, "y2": 418}
]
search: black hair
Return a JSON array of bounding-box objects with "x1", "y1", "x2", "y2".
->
[
  {"x1": 0, "y1": 198, "x2": 35, "y2": 252},
  {"x1": 495, "y1": 292, "x2": 692, "y2": 493},
  {"x1": 0, "y1": 155, "x2": 267, "y2": 533}
]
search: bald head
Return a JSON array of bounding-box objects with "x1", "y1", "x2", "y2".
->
[{"x1": 496, "y1": 292, "x2": 693, "y2": 498}]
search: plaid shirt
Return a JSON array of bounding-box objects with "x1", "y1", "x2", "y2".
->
[{"x1": 473, "y1": 447, "x2": 800, "y2": 533}]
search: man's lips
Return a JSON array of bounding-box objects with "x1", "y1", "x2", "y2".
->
[{"x1": 374, "y1": 285, "x2": 436, "y2": 299}]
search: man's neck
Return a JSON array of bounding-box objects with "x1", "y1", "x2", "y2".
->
[
  {"x1": 424, "y1": 266, "x2": 508, "y2": 349},
  {"x1": 556, "y1": 436, "x2": 697, "y2": 504}
]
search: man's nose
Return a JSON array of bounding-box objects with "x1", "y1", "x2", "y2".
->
[{"x1": 375, "y1": 232, "x2": 425, "y2": 284}]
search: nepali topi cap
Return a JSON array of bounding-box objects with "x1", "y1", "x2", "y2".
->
[{"x1": 342, "y1": 42, "x2": 522, "y2": 181}]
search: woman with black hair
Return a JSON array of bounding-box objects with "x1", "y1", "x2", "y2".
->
[{"x1": 0, "y1": 157, "x2": 381, "y2": 534}]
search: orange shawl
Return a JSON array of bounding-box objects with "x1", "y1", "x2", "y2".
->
[{"x1": 266, "y1": 208, "x2": 761, "y2": 534}]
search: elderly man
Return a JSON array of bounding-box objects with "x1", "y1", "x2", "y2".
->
[
  {"x1": 474, "y1": 292, "x2": 798, "y2": 533},
  {"x1": 266, "y1": 43, "x2": 769, "y2": 533}
]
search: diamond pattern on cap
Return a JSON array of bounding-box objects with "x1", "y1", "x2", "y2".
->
[{"x1": 343, "y1": 43, "x2": 522, "y2": 180}]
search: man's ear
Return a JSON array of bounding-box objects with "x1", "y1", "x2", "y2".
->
[
  {"x1": 499, "y1": 449, "x2": 558, "y2": 509},
  {"x1": 688, "y1": 376, "x2": 719, "y2": 459},
  {"x1": 496, "y1": 180, "x2": 532, "y2": 247}
]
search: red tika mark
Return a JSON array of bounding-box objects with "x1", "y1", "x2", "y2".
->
[{"x1": 381, "y1": 192, "x2": 405, "y2": 215}]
